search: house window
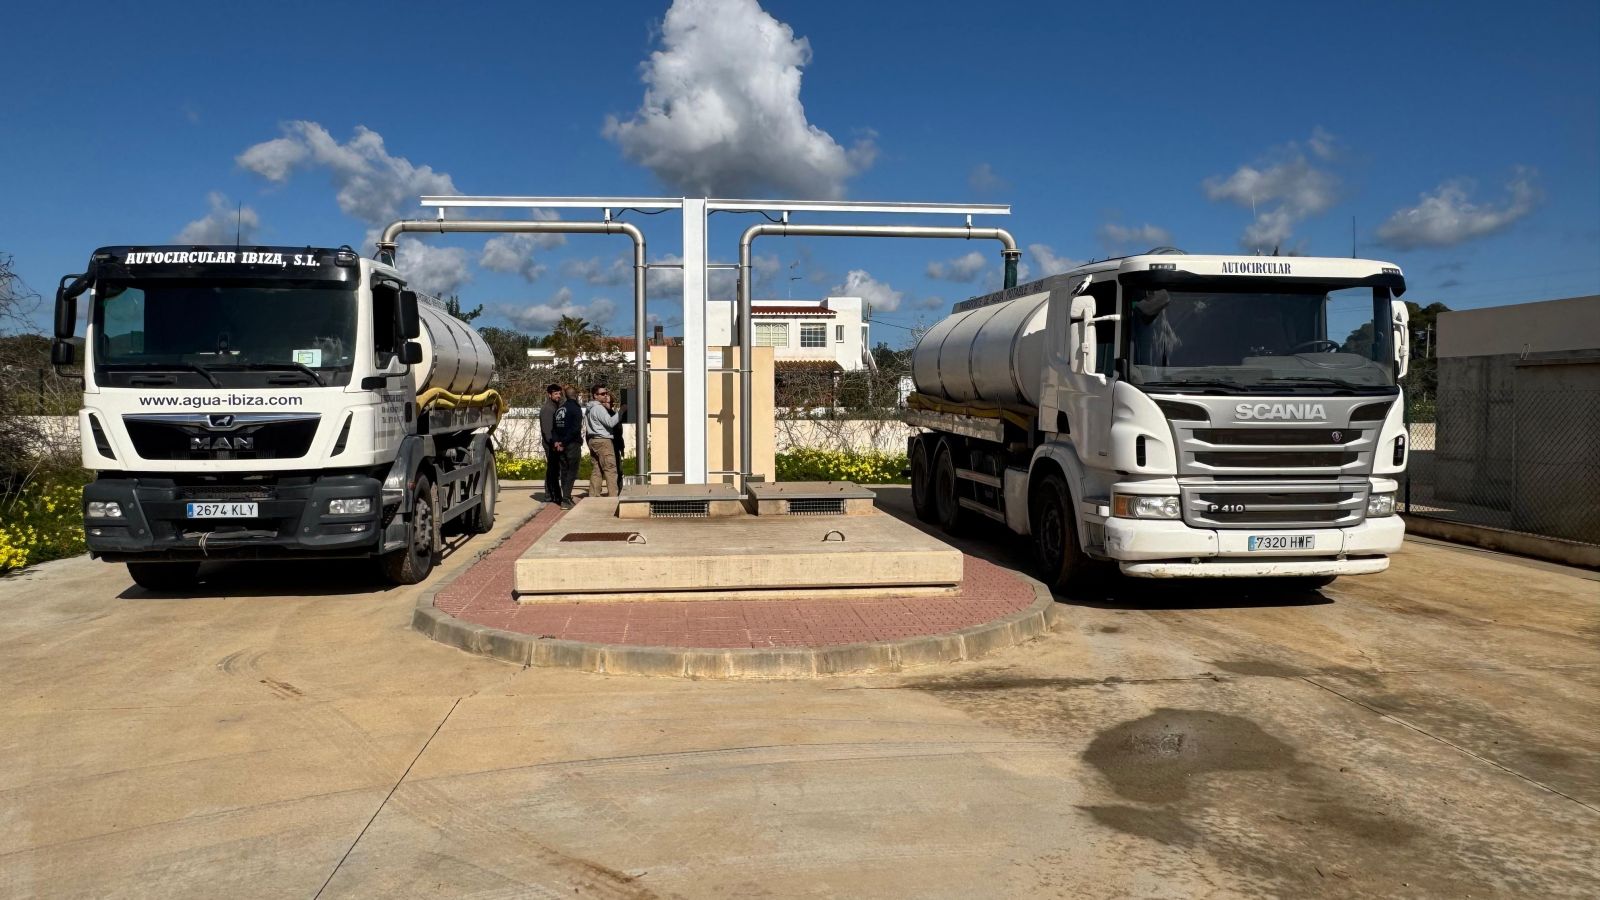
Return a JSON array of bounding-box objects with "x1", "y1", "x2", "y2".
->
[
  {"x1": 755, "y1": 322, "x2": 789, "y2": 347},
  {"x1": 801, "y1": 323, "x2": 827, "y2": 348},
  {"x1": 835, "y1": 324, "x2": 844, "y2": 342}
]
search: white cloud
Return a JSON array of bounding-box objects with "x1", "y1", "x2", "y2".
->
[
  {"x1": 175, "y1": 192, "x2": 260, "y2": 244},
  {"x1": 926, "y1": 250, "x2": 988, "y2": 283},
  {"x1": 1203, "y1": 131, "x2": 1340, "y2": 251},
  {"x1": 392, "y1": 239, "x2": 471, "y2": 296},
  {"x1": 1028, "y1": 243, "x2": 1079, "y2": 276},
  {"x1": 916, "y1": 295, "x2": 947, "y2": 311},
  {"x1": 238, "y1": 121, "x2": 458, "y2": 226},
  {"x1": 603, "y1": 0, "x2": 874, "y2": 198},
  {"x1": 1098, "y1": 222, "x2": 1173, "y2": 252},
  {"x1": 832, "y1": 269, "x2": 902, "y2": 314},
  {"x1": 645, "y1": 252, "x2": 780, "y2": 300},
  {"x1": 500, "y1": 287, "x2": 618, "y2": 332},
  {"x1": 1376, "y1": 168, "x2": 1541, "y2": 250},
  {"x1": 563, "y1": 254, "x2": 633, "y2": 287},
  {"x1": 968, "y1": 162, "x2": 1008, "y2": 195}
]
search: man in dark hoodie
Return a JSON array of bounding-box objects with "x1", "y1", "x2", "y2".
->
[
  {"x1": 551, "y1": 385, "x2": 584, "y2": 509},
  {"x1": 539, "y1": 383, "x2": 564, "y2": 505}
]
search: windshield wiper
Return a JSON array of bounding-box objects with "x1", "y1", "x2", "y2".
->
[
  {"x1": 220, "y1": 362, "x2": 327, "y2": 387},
  {"x1": 1260, "y1": 376, "x2": 1391, "y2": 392},
  {"x1": 101, "y1": 362, "x2": 222, "y2": 388},
  {"x1": 1140, "y1": 379, "x2": 1247, "y2": 394}
]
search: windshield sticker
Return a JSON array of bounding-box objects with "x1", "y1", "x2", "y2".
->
[
  {"x1": 1220, "y1": 261, "x2": 1293, "y2": 275},
  {"x1": 122, "y1": 251, "x2": 322, "y2": 267},
  {"x1": 292, "y1": 348, "x2": 323, "y2": 368}
]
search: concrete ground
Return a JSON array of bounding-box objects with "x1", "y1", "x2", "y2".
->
[{"x1": 1, "y1": 484, "x2": 1596, "y2": 899}]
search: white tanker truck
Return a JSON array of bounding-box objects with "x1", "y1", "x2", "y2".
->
[
  {"x1": 50, "y1": 244, "x2": 503, "y2": 590},
  {"x1": 906, "y1": 251, "x2": 1412, "y2": 589}
]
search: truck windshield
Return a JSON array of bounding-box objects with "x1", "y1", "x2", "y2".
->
[
  {"x1": 93, "y1": 280, "x2": 357, "y2": 387},
  {"x1": 1125, "y1": 285, "x2": 1396, "y2": 393}
]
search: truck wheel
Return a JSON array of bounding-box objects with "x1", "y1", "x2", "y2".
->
[
  {"x1": 932, "y1": 444, "x2": 968, "y2": 535},
  {"x1": 910, "y1": 440, "x2": 936, "y2": 523},
  {"x1": 126, "y1": 561, "x2": 200, "y2": 592},
  {"x1": 381, "y1": 475, "x2": 438, "y2": 585},
  {"x1": 468, "y1": 467, "x2": 498, "y2": 535},
  {"x1": 1030, "y1": 472, "x2": 1087, "y2": 591}
]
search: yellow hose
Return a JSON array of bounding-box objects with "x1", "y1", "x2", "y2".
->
[{"x1": 416, "y1": 387, "x2": 510, "y2": 421}]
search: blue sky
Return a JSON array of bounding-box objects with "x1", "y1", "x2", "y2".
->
[{"x1": 4, "y1": 0, "x2": 1597, "y2": 346}]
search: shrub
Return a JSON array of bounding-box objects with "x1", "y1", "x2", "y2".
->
[
  {"x1": 0, "y1": 472, "x2": 89, "y2": 573},
  {"x1": 495, "y1": 452, "x2": 637, "y2": 482},
  {"x1": 774, "y1": 448, "x2": 909, "y2": 484}
]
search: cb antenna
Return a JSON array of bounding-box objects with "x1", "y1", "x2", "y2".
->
[
  {"x1": 236, "y1": 201, "x2": 243, "y2": 250},
  {"x1": 1351, "y1": 216, "x2": 1357, "y2": 259}
]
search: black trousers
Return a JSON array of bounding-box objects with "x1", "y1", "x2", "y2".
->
[
  {"x1": 559, "y1": 442, "x2": 582, "y2": 501},
  {"x1": 543, "y1": 440, "x2": 563, "y2": 502}
]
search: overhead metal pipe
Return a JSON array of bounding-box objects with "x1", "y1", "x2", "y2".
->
[
  {"x1": 736, "y1": 222, "x2": 1021, "y2": 484},
  {"x1": 376, "y1": 218, "x2": 650, "y2": 480}
]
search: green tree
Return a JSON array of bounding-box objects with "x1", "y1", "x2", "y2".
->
[
  {"x1": 547, "y1": 315, "x2": 602, "y2": 363},
  {"x1": 476, "y1": 326, "x2": 534, "y2": 373},
  {"x1": 443, "y1": 294, "x2": 482, "y2": 323}
]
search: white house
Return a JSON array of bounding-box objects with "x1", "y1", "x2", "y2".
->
[{"x1": 706, "y1": 297, "x2": 873, "y2": 371}]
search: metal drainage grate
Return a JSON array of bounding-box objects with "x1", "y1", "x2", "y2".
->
[
  {"x1": 649, "y1": 499, "x2": 709, "y2": 518},
  {"x1": 786, "y1": 498, "x2": 846, "y2": 516}
]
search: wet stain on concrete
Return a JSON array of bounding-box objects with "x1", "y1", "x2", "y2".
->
[
  {"x1": 1098, "y1": 625, "x2": 1122, "y2": 634},
  {"x1": 1080, "y1": 804, "x2": 1199, "y2": 846},
  {"x1": 905, "y1": 674, "x2": 1110, "y2": 693},
  {"x1": 1083, "y1": 708, "x2": 1295, "y2": 803},
  {"x1": 1209, "y1": 659, "x2": 1304, "y2": 678}
]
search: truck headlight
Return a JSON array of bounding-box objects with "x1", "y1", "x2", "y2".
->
[
  {"x1": 1112, "y1": 494, "x2": 1181, "y2": 519},
  {"x1": 1367, "y1": 492, "x2": 1396, "y2": 517},
  {"x1": 86, "y1": 501, "x2": 124, "y2": 519},
  {"x1": 328, "y1": 498, "x2": 373, "y2": 516}
]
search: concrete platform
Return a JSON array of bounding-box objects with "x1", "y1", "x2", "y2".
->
[
  {"x1": 516, "y1": 497, "x2": 964, "y2": 601},
  {"x1": 615, "y1": 483, "x2": 745, "y2": 519},
  {"x1": 745, "y1": 480, "x2": 877, "y2": 515}
]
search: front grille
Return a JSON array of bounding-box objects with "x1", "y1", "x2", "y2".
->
[
  {"x1": 1194, "y1": 450, "x2": 1360, "y2": 469},
  {"x1": 1185, "y1": 482, "x2": 1367, "y2": 529},
  {"x1": 124, "y1": 417, "x2": 319, "y2": 461},
  {"x1": 786, "y1": 498, "x2": 845, "y2": 516},
  {"x1": 1193, "y1": 428, "x2": 1360, "y2": 446},
  {"x1": 649, "y1": 499, "x2": 708, "y2": 518},
  {"x1": 176, "y1": 484, "x2": 275, "y2": 501}
]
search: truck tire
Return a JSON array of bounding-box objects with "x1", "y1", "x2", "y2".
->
[
  {"x1": 380, "y1": 475, "x2": 438, "y2": 585},
  {"x1": 932, "y1": 444, "x2": 968, "y2": 535},
  {"x1": 910, "y1": 440, "x2": 936, "y2": 523},
  {"x1": 126, "y1": 561, "x2": 200, "y2": 592},
  {"x1": 1030, "y1": 472, "x2": 1087, "y2": 592},
  {"x1": 468, "y1": 466, "x2": 498, "y2": 535}
]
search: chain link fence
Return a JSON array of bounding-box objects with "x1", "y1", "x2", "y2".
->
[{"x1": 1405, "y1": 382, "x2": 1600, "y2": 547}]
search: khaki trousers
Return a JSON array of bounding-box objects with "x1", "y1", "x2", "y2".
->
[{"x1": 587, "y1": 436, "x2": 620, "y2": 498}]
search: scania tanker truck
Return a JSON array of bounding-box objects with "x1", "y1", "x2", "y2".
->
[
  {"x1": 906, "y1": 250, "x2": 1412, "y2": 589},
  {"x1": 50, "y1": 245, "x2": 502, "y2": 590}
]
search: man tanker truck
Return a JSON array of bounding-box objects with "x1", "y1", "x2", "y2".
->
[
  {"x1": 906, "y1": 250, "x2": 1412, "y2": 589},
  {"x1": 49, "y1": 245, "x2": 503, "y2": 590}
]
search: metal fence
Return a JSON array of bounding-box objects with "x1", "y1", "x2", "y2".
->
[{"x1": 1404, "y1": 386, "x2": 1600, "y2": 547}]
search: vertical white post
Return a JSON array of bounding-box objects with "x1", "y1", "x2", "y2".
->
[{"x1": 680, "y1": 198, "x2": 708, "y2": 484}]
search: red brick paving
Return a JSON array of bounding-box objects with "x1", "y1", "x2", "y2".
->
[{"x1": 434, "y1": 502, "x2": 1039, "y2": 649}]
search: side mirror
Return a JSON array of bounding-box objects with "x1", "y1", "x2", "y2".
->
[
  {"x1": 399, "y1": 290, "x2": 421, "y2": 339},
  {"x1": 51, "y1": 339, "x2": 75, "y2": 367},
  {"x1": 54, "y1": 280, "x2": 80, "y2": 340},
  {"x1": 398, "y1": 341, "x2": 423, "y2": 365},
  {"x1": 1069, "y1": 295, "x2": 1097, "y2": 375},
  {"x1": 1391, "y1": 299, "x2": 1411, "y2": 380}
]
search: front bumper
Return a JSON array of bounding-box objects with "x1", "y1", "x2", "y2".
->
[
  {"x1": 82, "y1": 474, "x2": 385, "y2": 561},
  {"x1": 1103, "y1": 514, "x2": 1404, "y2": 578}
]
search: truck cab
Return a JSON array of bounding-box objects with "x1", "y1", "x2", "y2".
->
[
  {"x1": 907, "y1": 252, "x2": 1411, "y2": 588},
  {"x1": 52, "y1": 245, "x2": 499, "y2": 590}
]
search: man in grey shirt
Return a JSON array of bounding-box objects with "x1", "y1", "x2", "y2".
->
[{"x1": 584, "y1": 384, "x2": 624, "y2": 499}]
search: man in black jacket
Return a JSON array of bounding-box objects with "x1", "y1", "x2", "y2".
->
[
  {"x1": 551, "y1": 385, "x2": 584, "y2": 509},
  {"x1": 539, "y1": 383, "x2": 565, "y2": 505}
]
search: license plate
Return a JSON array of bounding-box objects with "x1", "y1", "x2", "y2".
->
[
  {"x1": 1248, "y1": 534, "x2": 1314, "y2": 551},
  {"x1": 186, "y1": 502, "x2": 258, "y2": 518}
]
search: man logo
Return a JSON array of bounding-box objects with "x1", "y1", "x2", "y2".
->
[
  {"x1": 208, "y1": 414, "x2": 236, "y2": 429},
  {"x1": 191, "y1": 435, "x2": 254, "y2": 451}
]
